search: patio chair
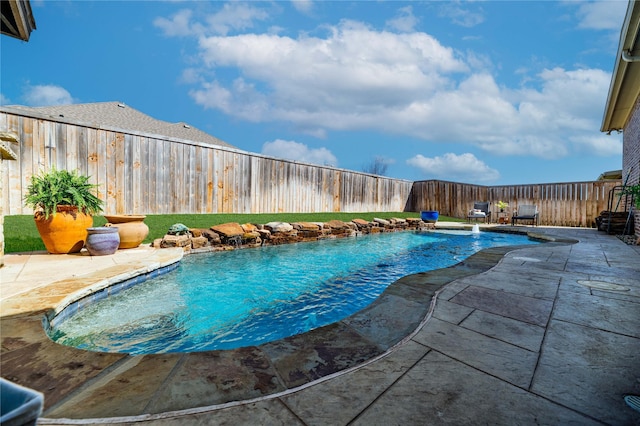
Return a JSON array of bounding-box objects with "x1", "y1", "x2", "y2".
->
[
  {"x1": 467, "y1": 202, "x2": 491, "y2": 223},
  {"x1": 512, "y1": 204, "x2": 539, "y2": 226}
]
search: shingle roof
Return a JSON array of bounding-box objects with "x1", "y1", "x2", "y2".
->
[{"x1": 8, "y1": 101, "x2": 235, "y2": 148}]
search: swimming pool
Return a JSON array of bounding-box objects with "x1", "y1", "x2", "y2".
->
[{"x1": 47, "y1": 230, "x2": 539, "y2": 354}]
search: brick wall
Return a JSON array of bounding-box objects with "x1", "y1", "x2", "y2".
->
[{"x1": 623, "y1": 95, "x2": 640, "y2": 236}]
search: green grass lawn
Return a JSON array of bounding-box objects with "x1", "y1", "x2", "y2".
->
[{"x1": 4, "y1": 212, "x2": 464, "y2": 254}]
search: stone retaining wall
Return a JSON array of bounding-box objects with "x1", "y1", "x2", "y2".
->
[{"x1": 154, "y1": 217, "x2": 434, "y2": 253}]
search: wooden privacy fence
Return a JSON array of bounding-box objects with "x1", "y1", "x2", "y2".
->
[
  {"x1": 409, "y1": 180, "x2": 622, "y2": 227},
  {"x1": 0, "y1": 110, "x2": 413, "y2": 216},
  {"x1": 0, "y1": 108, "x2": 622, "y2": 228}
]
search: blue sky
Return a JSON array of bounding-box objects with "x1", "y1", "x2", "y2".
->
[{"x1": 0, "y1": 0, "x2": 629, "y2": 185}]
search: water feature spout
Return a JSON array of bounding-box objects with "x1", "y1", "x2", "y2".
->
[
  {"x1": 472, "y1": 224, "x2": 480, "y2": 234},
  {"x1": 226, "y1": 235, "x2": 242, "y2": 248}
]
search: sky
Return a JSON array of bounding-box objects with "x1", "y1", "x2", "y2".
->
[{"x1": 0, "y1": 0, "x2": 630, "y2": 185}]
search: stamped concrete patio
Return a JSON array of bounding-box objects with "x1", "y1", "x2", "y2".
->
[{"x1": 1, "y1": 225, "x2": 639, "y2": 425}]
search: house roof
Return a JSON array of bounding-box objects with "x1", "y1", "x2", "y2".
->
[
  {"x1": 5, "y1": 102, "x2": 235, "y2": 149},
  {"x1": 1, "y1": 0, "x2": 36, "y2": 41},
  {"x1": 597, "y1": 169, "x2": 623, "y2": 181},
  {"x1": 601, "y1": 0, "x2": 640, "y2": 132}
]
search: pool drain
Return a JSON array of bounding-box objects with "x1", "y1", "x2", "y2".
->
[
  {"x1": 624, "y1": 395, "x2": 640, "y2": 413},
  {"x1": 577, "y1": 280, "x2": 630, "y2": 292}
]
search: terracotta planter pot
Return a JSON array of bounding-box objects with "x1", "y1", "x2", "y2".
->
[
  {"x1": 104, "y1": 215, "x2": 149, "y2": 249},
  {"x1": 85, "y1": 227, "x2": 120, "y2": 256},
  {"x1": 34, "y1": 206, "x2": 93, "y2": 254}
]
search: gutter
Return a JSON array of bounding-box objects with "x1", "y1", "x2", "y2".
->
[{"x1": 622, "y1": 49, "x2": 640, "y2": 62}]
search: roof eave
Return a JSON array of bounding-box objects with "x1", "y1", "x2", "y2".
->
[
  {"x1": 0, "y1": 0, "x2": 36, "y2": 41},
  {"x1": 601, "y1": 0, "x2": 640, "y2": 133}
]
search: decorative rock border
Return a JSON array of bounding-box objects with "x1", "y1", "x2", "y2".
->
[{"x1": 154, "y1": 217, "x2": 434, "y2": 252}]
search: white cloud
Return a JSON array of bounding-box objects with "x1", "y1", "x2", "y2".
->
[
  {"x1": 386, "y1": 6, "x2": 418, "y2": 33},
  {"x1": 522, "y1": 68, "x2": 605, "y2": 131},
  {"x1": 575, "y1": 1, "x2": 627, "y2": 31},
  {"x1": 154, "y1": 9, "x2": 197, "y2": 37},
  {"x1": 162, "y1": 10, "x2": 618, "y2": 162},
  {"x1": 204, "y1": 2, "x2": 269, "y2": 36},
  {"x1": 154, "y1": 4, "x2": 269, "y2": 37},
  {"x1": 406, "y1": 153, "x2": 500, "y2": 183},
  {"x1": 291, "y1": 0, "x2": 313, "y2": 15},
  {"x1": 570, "y1": 134, "x2": 622, "y2": 157},
  {"x1": 190, "y1": 78, "x2": 270, "y2": 121},
  {"x1": 0, "y1": 93, "x2": 10, "y2": 105},
  {"x1": 180, "y1": 68, "x2": 204, "y2": 84},
  {"x1": 23, "y1": 84, "x2": 73, "y2": 106},
  {"x1": 262, "y1": 139, "x2": 337, "y2": 166},
  {"x1": 438, "y1": 3, "x2": 485, "y2": 28},
  {"x1": 190, "y1": 20, "x2": 466, "y2": 124}
]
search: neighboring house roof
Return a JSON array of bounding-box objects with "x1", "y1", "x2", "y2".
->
[
  {"x1": 601, "y1": 0, "x2": 640, "y2": 132},
  {"x1": 597, "y1": 169, "x2": 623, "y2": 181},
  {"x1": 1, "y1": 0, "x2": 36, "y2": 41},
  {"x1": 6, "y1": 102, "x2": 235, "y2": 149}
]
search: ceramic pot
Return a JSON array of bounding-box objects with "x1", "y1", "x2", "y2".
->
[
  {"x1": 34, "y1": 206, "x2": 93, "y2": 254},
  {"x1": 103, "y1": 215, "x2": 149, "y2": 249},
  {"x1": 420, "y1": 210, "x2": 439, "y2": 223},
  {"x1": 85, "y1": 227, "x2": 120, "y2": 256}
]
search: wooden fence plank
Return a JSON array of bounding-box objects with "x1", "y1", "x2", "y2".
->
[
  {"x1": 139, "y1": 136, "x2": 150, "y2": 214},
  {"x1": 18, "y1": 117, "x2": 32, "y2": 213},
  {"x1": 105, "y1": 131, "x2": 117, "y2": 214},
  {"x1": 55, "y1": 122, "x2": 66, "y2": 170}
]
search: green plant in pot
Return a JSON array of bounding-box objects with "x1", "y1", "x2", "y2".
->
[
  {"x1": 497, "y1": 200, "x2": 509, "y2": 212},
  {"x1": 24, "y1": 168, "x2": 103, "y2": 254}
]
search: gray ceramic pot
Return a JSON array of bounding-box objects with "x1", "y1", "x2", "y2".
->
[{"x1": 85, "y1": 226, "x2": 120, "y2": 256}]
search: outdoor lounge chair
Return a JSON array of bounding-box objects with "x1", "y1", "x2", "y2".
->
[
  {"x1": 512, "y1": 204, "x2": 539, "y2": 226},
  {"x1": 467, "y1": 202, "x2": 491, "y2": 223}
]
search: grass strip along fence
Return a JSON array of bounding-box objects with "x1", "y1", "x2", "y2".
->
[{"x1": 4, "y1": 213, "x2": 464, "y2": 254}]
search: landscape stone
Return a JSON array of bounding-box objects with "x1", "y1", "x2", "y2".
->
[
  {"x1": 160, "y1": 234, "x2": 191, "y2": 248},
  {"x1": 189, "y1": 228, "x2": 204, "y2": 237},
  {"x1": 241, "y1": 223, "x2": 258, "y2": 233},
  {"x1": 325, "y1": 220, "x2": 349, "y2": 229},
  {"x1": 243, "y1": 231, "x2": 261, "y2": 241},
  {"x1": 212, "y1": 222, "x2": 244, "y2": 237},
  {"x1": 292, "y1": 222, "x2": 319, "y2": 231},
  {"x1": 265, "y1": 222, "x2": 294, "y2": 233},
  {"x1": 190, "y1": 236, "x2": 208, "y2": 249},
  {"x1": 201, "y1": 229, "x2": 221, "y2": 244},
  {"x1": 352, "y1": 218, "x2": 370, "y2": 227}
]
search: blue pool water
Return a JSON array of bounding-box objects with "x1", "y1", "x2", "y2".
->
[{"x1": 48, "y1": 230, "x2": 539, "y2": 354}]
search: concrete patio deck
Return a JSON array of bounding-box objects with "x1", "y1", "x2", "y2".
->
[{"x1": 1, "y1": 225, "x2": 639, "y2": 425}]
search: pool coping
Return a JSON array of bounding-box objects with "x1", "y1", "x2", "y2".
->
[{"x1": 0, "y1": 228, "x2": 576, "y2": 422}]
